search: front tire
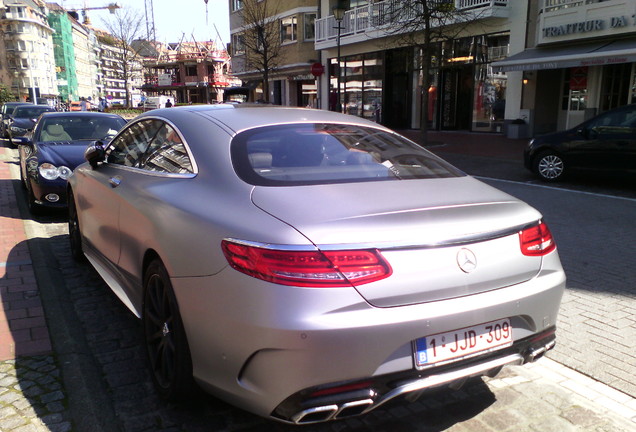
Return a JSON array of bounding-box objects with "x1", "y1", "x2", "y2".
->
[
  {"x1": 143, "y1": 259, "x2": 194, "y2": 401},
  {"x1": 534, "y1": 151, "x2": 565, "y2": 182},
  {"x1": 25, "y1": 181, "x2": 43, "y2": 215},
  {"x1": 68, "y1": 190, "x2": 84, "y2": 261}
]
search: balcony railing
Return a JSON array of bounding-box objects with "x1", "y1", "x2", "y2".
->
[{"x1": 316, "y1": 0, "x2": 509, "y2": 45}]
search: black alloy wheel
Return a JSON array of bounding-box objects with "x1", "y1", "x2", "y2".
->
[
  {"x1": 143, "y1": 259, "x2": 194, "y2": 400},
  {"x1": 68, "y1": 191, "x2": 84, "y2": 261},
  {"x1": 534, "y1": 151, "x2": 565, "y2": 182}
]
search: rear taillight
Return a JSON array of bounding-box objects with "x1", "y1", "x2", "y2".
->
[
  {"x1": 519, "y1": 221, "x2": 556, "y2": 256},
  {"x1": 221, "y1": 240, "x2": 392, "y2": 287}
]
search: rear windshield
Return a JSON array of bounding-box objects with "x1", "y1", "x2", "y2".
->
[
  {"x1": 231, "y1": 123, "x2": 464, "y2": 186},
  {"x1": 14, "y1": 106, "x2": 52, "y2": 118}
]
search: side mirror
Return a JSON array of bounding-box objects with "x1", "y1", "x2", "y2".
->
[
  {"x1": 84, "y1": 143, "x2": 105, "y2": 169},
  {"x1": 16, "y1": 138, "x2": 32, "y2": 146}
]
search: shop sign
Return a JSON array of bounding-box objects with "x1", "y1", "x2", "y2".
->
[
  {"x1": 158, "y1": 74, "x2": 172, "y2": 86},
  {"x1": 569, "y1": 67, "x2": 587, "y2": 90},
  {"x1": 291, "y1": 74, "x2": 315, "y2": 81},
  {"x1": 543, "y1": 15, "x2": 635, "y2": 38}
]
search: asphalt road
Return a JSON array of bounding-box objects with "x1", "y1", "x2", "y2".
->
[{"x1": 5, "y1": 139, "x2": 636, "y2": 431}]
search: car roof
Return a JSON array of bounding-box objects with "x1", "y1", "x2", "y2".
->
[
  {"x1": 139, "y1": 104, "x2": 386, "y2": 134},
  {"x1": 39, "y1": 111, "x2": 123, "y2": 118},
  {"x1": 15, "y1": 104, "x2": 52, "y2": 110}
]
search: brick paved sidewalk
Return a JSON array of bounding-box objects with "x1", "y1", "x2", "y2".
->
[{"x1": 0, "y1": 146, "x2": 52, "y2": 360}]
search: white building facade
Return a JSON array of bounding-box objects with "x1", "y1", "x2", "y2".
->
[
  {"x1": 314, "y1": 0, "x2": 636, "y2": 137},
  {"x1": 0, "y1": 0, "x2": 58, "y2": 102}
]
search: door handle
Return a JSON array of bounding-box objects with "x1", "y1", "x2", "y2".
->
[{"x1": 109, "y1": 176, "x2": 122, "y2": 188}]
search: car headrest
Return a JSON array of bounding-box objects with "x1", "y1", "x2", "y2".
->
[{"x1": 47, "y1": 124, "x2": 65, "y2": 136}]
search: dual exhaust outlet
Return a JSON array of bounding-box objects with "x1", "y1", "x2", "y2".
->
[{"x1": 289, "y1": 340, "x2": 556, "y2": 424}]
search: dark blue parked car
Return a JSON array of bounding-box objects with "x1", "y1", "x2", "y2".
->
[
  {"x1": 7, "y1": 105, "x2": 56, "y2": 146},
  {"x1": 18, "y1": 111, "x2": 127, "y2": 213}
]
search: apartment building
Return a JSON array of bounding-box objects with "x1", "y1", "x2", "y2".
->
[
  {"x1": 97, "y1": 30, "x2": 143, "y2": 106},
  {"x1": 0, "y1": 0, "x2": 58, "y2": 103},
  {"x1": 493, "y1": 0, "x2": 636, "y2": 135},
  {"x1": 229, "y1": 0, "x2": 320, "y2": 106},
  {"x1": 69, "y1": 14, "x2": 99, "y2": 102}
]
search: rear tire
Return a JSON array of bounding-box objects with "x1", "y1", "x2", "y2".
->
[
  {"x1": 533, "y1": 151, "x2": 565, "y2": 182},
  {"x1": 143, "y1": 259, "x2": 194, "y2": 401}
]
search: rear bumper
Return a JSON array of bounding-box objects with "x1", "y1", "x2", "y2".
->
[{"x1": 275, "y1": 327, "x2": 556, "y2": 423}]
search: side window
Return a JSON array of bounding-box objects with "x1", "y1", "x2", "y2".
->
[
  {"x1": 107, "y1": 120, "x2": 163, "y2": 166},
  {"x1": 622, "y1": 107, "x2": 636, "y2": 127},
  {"x1": 139, "y1": 124, "x2": 194, "y2": 174}
]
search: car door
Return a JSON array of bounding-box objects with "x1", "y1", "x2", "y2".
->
[
  {"x1": 114, "y1": 122, "x2": 195, "y2": 287},
  {"x1": 79, "y1": 119, "x2": 164, "y2": 273},
  {"x1": 572, "y1": 106, "x2": 636, "y2": 171}
]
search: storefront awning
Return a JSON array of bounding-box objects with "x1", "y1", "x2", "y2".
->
[{"x1": 492, "y1": 39, "x2": 636, "y2": 72}]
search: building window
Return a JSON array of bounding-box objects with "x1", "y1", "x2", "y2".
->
[
  {"x1": 304, "y1": 13, "x2": 316, "y2": 41},
  {"x1": 186, "y1": 65, "x2": 197, "y2": 76},
  {"x1": 231, "y1": 0, "x2": 243, "y2": 12},
  {"x1": 280, "y1": 15, "x2": 297, "y2": 43},
  {"x1": 232, "y1": 33, "x2": 245, "y2": 55}
]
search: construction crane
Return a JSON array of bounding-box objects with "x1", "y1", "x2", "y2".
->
[
  {"x1": 68, "y1": 2, "x2": 121, "y2": 25},
  {"x1": 144, "y1": 0, "x2": 156, "y2": 42}
]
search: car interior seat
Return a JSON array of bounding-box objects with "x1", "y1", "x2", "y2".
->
[
  {"x1": 273, "y1": 134, "x2": 325, "y2": 167},
  {"x1": 41, "y1": 124, "x2": 72, "y2": 141}
]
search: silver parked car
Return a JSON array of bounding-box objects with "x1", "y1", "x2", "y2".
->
[{"x1": 68, "y1": 105, "x2": 565, "y2": 424}]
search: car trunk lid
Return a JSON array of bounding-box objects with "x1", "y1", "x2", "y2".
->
[{"x1": 251, "y1": 176, "x2": 545, "y2": 307}]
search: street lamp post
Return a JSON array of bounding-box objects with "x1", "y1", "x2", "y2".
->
[{"x1": 332, "y1": 5, "x2": 345, "y2": 113}]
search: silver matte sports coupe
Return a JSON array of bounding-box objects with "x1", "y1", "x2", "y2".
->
[{"x1": 68, "y1": 104, "x2": 565, "y2": 424}]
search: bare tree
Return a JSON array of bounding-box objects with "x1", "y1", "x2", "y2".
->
[
  {"x1": 239, "y1": 0, "x2": 284, "y2": 102},
  {"x1": 383, "y1": 0, "x2": 487, "y2": 142},
  {"x1": 100, "y1": 8, "x2": 146, "y2": 107}
]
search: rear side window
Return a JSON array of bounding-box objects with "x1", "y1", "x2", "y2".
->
[
  {"x1": 106, "y1": 119, "x2": 193, "y2": 174},
  {"x1": 231, "y1": 123, "x2": 464, "y2": 186}
]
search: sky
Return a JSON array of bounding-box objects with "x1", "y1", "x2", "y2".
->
[{"x1": 63, "y1": 0, "x2": 231, "y2": 46}]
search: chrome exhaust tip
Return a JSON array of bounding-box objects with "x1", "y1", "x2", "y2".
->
[
  {"x1": 291, "y1": 405, "x2": 338, "y2": 424},
  {"x1": 528, "y1": 340, "x2": 556, "y2": 362}
]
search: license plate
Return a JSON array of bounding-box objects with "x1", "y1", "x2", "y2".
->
[{"x1": 414, "y1": 318, "x2": 512, "y2": 368}]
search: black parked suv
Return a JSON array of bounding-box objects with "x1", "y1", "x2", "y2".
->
[{"x1": 524, "y1": 104, "x2": 636, "y2": 181}]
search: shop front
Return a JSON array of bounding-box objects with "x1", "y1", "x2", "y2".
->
[
  {"x1": 328, "y1": 33, "x2": 509, "y2": 132},
  {"x1": 492, "y1": 1, "x2": 636, "y2": 135}
]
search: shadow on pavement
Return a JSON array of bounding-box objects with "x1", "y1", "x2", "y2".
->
[{"x1": 0, "y1": 237, "x2": 71, "y2": 431}]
